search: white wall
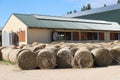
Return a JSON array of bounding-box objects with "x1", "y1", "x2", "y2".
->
[
  {"x1": 2, "y1": 15, "x2": 27, "y2": 46},
  {"x1": 27, "y1": 28, "x2": 52, "y2": 44}
]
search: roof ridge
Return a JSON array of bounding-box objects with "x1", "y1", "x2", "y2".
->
[{"x1": 65, "y1": 4, "x2": 120, "y2": 17}]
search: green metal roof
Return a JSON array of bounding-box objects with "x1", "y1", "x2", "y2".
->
[{"x1": 13, "y1": 13, "x2": 120, "y2": 31}]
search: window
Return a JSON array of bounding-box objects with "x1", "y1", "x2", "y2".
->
[
  {"x1": 73, "y1": 32, "x2": 79, "y2": 41},
  {"x1": 87, "y1": 32, "x2": 98, "y2": 40},
  {"x1": 65, "y1": 32, "x2": 71, "y2": 40},
  {"x1": 110, "y1": 33, "x2": 119, "y2": 40},
  {"x1": 57, "y1": 32, "x2": 71, "y2": 41},
  {"x1": 57, "y1": 32, "x2": 65, "y2": 40},
  {"x1": 81, "y1": 32, "x2": 87, "y2": 40},
  {"x1": 99, "y1": 33, "x2": 104, "y2": 40},
  {"x1": 81, "y1": 32, "x2": 103, "y2": 41}
]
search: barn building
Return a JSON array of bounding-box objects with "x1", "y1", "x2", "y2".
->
[
  {"x1": 65, "y1": 4, "x2": 120, "y2": 24},
  {"x1": 2, "y1": 13, "x2": 120, "y2": 46}
]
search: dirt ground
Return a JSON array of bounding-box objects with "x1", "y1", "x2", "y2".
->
[{"x1": 0, "y1": 63, "x2": 120, "y2": 80}]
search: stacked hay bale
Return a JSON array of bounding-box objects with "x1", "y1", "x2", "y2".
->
[
  {"x1": 91, "y1": 48, "x2": 112, "y2": 66},
  {"x1": 111, "y1": 46, "x2": 120, "y2": 63},
  {"x1": 17, "y1": 49, "x2": 37, "y2": 70},
  {"x1": 108, "y1": 48, "x2": 120, "y2": 63},
  {"x1": 37, "y1": 48, "x2": 56, "y2": 69},
  {"x1": 72, "y1": 47, "x2": 94, "y2": 68},
  {"x1": 1, "y1": 47, "x2": 14, "y2": 61},
  {"x1": 8, "y1": 49, "x2": 24, "y2": 63},
  {"x1": 1, "y1": 41, "x2": 120, "y2": 70},
  {"x1": 28, "y1": 44, "x2": 46, "y2": 54},
  {"x1": 0, "y1": 47, "x2": 5, "y2": 60},
  {"x1": 56, "y1": 47, "x2": 73, "y2": 68},
  {"x1": 17, "y1": 44, "x2": 26, "y2": 49}
]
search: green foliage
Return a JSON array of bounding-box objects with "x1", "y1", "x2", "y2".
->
[
  {"x1": 118, "y1": 0, "x2": 120, "y2": 3},
  {"x1": 104, "y1": 4, "x2": 107, "y2": 7},
  {"x1": 81, "y1": 3, "x2": 92, "y2": 11},
  {"x1": 74, "y1": 9, "x2": 77, "y2": 13}
]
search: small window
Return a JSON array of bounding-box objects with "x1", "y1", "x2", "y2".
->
[
  {"x1": 65, "y1": 32, "x2": 71, "y2": 40},
  {"x1": 73, "y1": 32, "x2": 79, "y2": 41},
  {"x1": 99, "y1": 33, "x2": 104, "y2": 40},
  {"x1": 110, "y1": 33, "x2": 118, "y2": 40},
  {"x1": 81, "y1": 32, "x2": 87, "y2": 40},
  {"x1": 57, "y1": 32, "x2": 65, "y2": 40},
  {"x1": 87, "y1": 32, "x2": 98, "y2": 40}
]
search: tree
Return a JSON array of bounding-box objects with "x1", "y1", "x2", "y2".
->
[
  {"x1": 74, "y1": 10, "x2": 77, "y2": 13},
  {"x1": 87, "y1": 4, "x2": 91, "y2": 10},
  {"x1": 81, "y1": 6, "x2": 86, "y2": 11},
  {"x1": 118, "y1": 0, "x2": 120, "y2": 3},
  {"x1": 67, "y1": 12, "x2": 70, "y2": 14},
  {"x1": 104, "y1": 4, "x2": 107, "y2": 7},
  {"x1": 81, "y1": 4, "x2": 92, "y2": 11},
  {"x1": 69, "y1": 11, "x2": 72, "y2": 14}
]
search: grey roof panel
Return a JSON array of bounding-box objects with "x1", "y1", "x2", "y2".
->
[{"x1": 65, "y1": 4, "x2": 120, "y2": 17}]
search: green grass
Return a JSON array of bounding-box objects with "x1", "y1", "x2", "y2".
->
[{"x1": 0, "y1": 60, "x2": 15, "y2": 65}]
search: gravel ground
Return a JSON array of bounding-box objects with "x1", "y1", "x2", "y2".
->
[{"x1": 0, "y1": 63, "x2": 120, "y2": 80}]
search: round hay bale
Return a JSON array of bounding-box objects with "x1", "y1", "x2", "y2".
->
[
  {"x1": 9, "y1": 49, "x2": 24, "y2": 63},
  {"x1": 91, "y1": 48, "x2": 112, "y2": 66},
  {"x1": 1, "y1": 47, "x2": 13, "y2": 61},
  {"x1": 17, "y1": 44, "x2": 26, "y2": 49},
  {"x1": 72, "y1": 48, "x2": 94, "y2": 68},
  {"x1": 28, "y1": 44, "x2": 46, "y2": 53},
  {"x1": 17, "y1": 49, "x2": 37, "y2": 70},
  {"x1": 0, "y1": 47, "x2": 6, "y2": 60},
  {"x1": 112, "y1": 45, "x2": 120, "y2": 50},
  {"x1": 45, "y1": 46, "x2": 60, "y2": 54},
  {"x1": 22, "y1": 45, "x2": 32, "y2": 49},
  {"x1": 37, "y1": 49, "x2": 56, "y2": 69},
  {"x1": 56, "y1": 48, "x2": 73, "y2": 68},
  {"x1": 31, "y1": 42, "x2": 39, "y2": 46},
  {"x1": 70, "y1": 47, "x2": 79, "y2": 56},
  {"x1": 6, "y1": 45, "x2": 17, "y2": 48},
  {"x1": 108, "y1": 48, "x2": 120, "y2": 63}
]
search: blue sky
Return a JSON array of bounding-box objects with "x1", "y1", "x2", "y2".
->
[{"x1": 0, "y1": 0, "x2": 118, "y2": 28}]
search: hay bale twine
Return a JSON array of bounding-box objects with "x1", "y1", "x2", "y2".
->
[
  {"x1": 1, "y1": 47, "x2": 13, "y2": 61},
  {"x1": 9, "y1": 49, "x2": 24, "y2": 63},
  {"x1": 91, "y1": 48, "x2": 112, "y2": 66},
  {"x1": 37, "y1": 49, "x2": 56, "y2": 69},
  {"x1": 56, "y1": 48, "x2": 73, "y2": 68},
  {"x1": 72, "y1": 48, "x2": 94, "y2": 68},
  {"x1": 108, "y1": 48, "x2": 120, "y2": 63},
  {"x1": 17, "y1": 49, "x2": 37, "y2": 70}
]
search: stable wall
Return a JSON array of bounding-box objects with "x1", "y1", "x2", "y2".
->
[
  {"x1": 27, "y1": 28, "x2": 52, "y2": 44},
  {"x1": 2, "y1": 15, "x2": 28, "y2": 46}
]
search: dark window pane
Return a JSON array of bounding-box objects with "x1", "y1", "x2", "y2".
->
[
  {"x1": 81, "y1": 32, "x2": 87, "y2": 40},
  {"x1": 73, "y1": 32, "x2": 79, "y2": 41},
  {"x1": 99, "y1": 33, "x2": 104, "y2": 40},
  {"x1": 87, "y1": 32, "x2": 98, "y2": 40},
  {"x1": 57, "y1": 32, "x2": 65, "y2": 40},
  {"x1": 110, "y1": 33, "x2": 118, "y2": 40},
  {"x1": 66, "y1": 32, "x2": 71, "y2": 40}
]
